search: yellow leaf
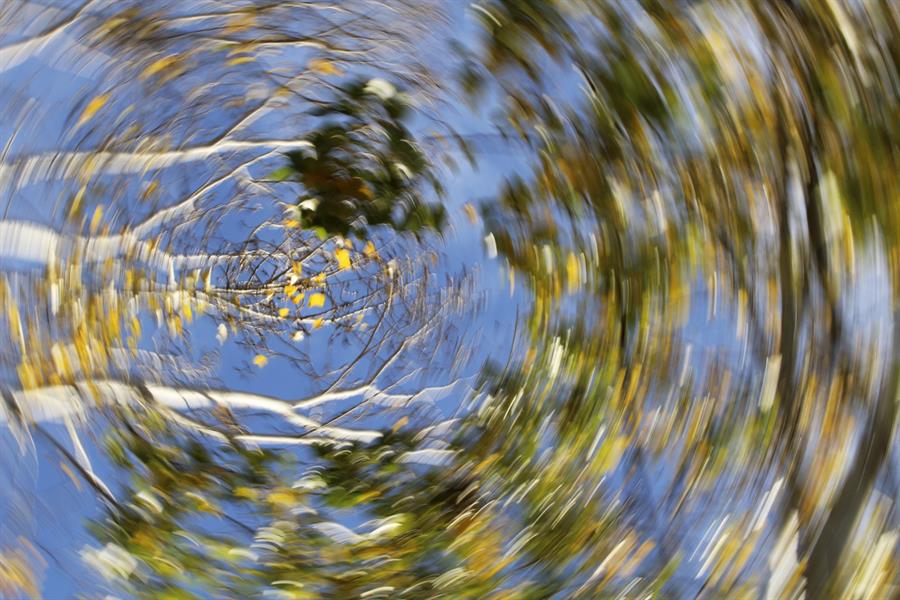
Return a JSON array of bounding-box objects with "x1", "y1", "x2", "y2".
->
[
  {"x1": 69, "y1": 184, "x2": 86, "y2": 220},
  {"x1": 225, "y1": 13, "x2": 256, "y2": 34},
  {"x1": 77, "y1": 94, "x2": 109, "y2": 127},
  {"x1": 292, "y1": 292, "x2": 305, "y2": 305},
  {"x1": 313, "y1": 273, "x2": 327, "y2": 285},
  {"x1": 228, "y1": 56, "x2": 255, "y2": 66},
  {"x1": 313, "y1": 318, "x2": 324, "y2": 329},
  {"x1": 234, "y1": 486, "x2": 257, "y2": 500},
  {"x1": 308, "y1": 293, "x2": 326, "y2": 308},
  {"x1": 278, "y1": 307, "x2": 290, "y2": 318},
  {"x1": 309, "y1": 58, "x2": 342, "y2": 76},
  {"x1": 141, "y1": 180, "x2": 159, "y2": 201},
  {"x1": 284, "y1": 219, "x2": 301, "y2": 228},
  {"x1": 141, "y1": 55, "x2": 178, "y2": 79},
  {"x1": 90, "y1": 206, "x2": 103, "y2": 233},
  {"x1": 226, "y1": 44, "x2": 252, "y2": 56},
  {"x1": 267, "y1": 490, "x2": 295, "y2": 507},
  {"x1": 335, "y1": 248, "x2": 351, "y2": 270},
  {"x1": 17, "y1": 362, "x2": 37, "y2": 389},
  {"x1": 252, "y1": 354, "x2": 268, "y2": 368},
  {"x1": 464, "y1": 203, "x2": 478, "y2": 224},
  {"x1": 284, "y1": 284, "x2": 298, "y2": 297},
  {"x1": 363, "y1": 241, "x2": 378, "y2": 259},
  {"x1": 566, "y1": 251, "x2": 580, "y2": 293}
]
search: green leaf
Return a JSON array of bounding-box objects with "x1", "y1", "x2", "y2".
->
[{"x1": 265, "y1": 166, "x2": 295, "y2": 182}]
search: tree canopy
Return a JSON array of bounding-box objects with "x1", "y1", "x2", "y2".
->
[{"x1": 1, "y1": 1, "x2": 900, "y2": 598}]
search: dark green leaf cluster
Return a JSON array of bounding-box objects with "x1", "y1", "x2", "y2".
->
[{"x1": 273, "y1": 79, "x2": 446, "y2": 239}]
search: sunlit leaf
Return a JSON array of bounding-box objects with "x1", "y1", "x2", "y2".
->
[
  {"x1": 89, "y1": 206, "x2": 104, "y2": 233},
  {"x1": 335, "y1": 248, "x2": 351, "y2": 270},
  {"x1": 76, "y1": 94, "x2": 109, "y2": 127},
  {"x1": 141, "y1": 56, "x2": 179, "y2": 80},
  {"x1": 227, "y1": 56, "x2": 255, "y2": 66},
  {"x1": 464, "y1": 203, "x2": 478, "y2": 224},
  {"x1": 267, "y1": 166, "x2": 294, "y2": 182},
  {"x1": 309, "y1": 58, "x2": 343, "y2": 76}
]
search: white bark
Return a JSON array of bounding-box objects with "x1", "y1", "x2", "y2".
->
[
  {"x1": 0, "y1": 0, "x2": 100, "y2": 73},
  {"x1": 1, "y1": 379, "x2": 384, "y2": 444},
  {"x1": 0, "y1": 139, "x2": 312, "y2": 190}
]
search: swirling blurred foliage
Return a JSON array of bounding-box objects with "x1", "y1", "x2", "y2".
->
[
  {"x1": 2, "y1": 0, "x2": 900, "y2": 598},
  {"x1": 90, "y1": 407, "x2": 522, "y2": 599},
  {"x1": 467, "y1": 2, "x2": 900, "y2": 597}
]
